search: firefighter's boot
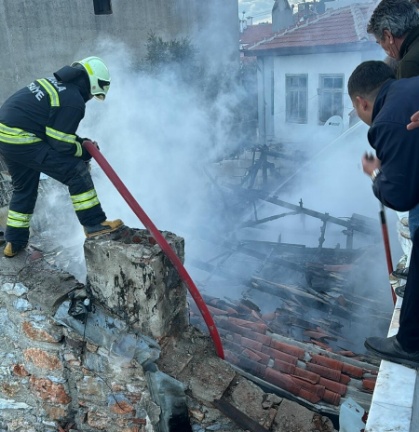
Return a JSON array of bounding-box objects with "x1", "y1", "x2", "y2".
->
[
  {"x1": 3, "y1": 242, "x2": 27, "y2": 258},
  {"x1": 84, "y1": 219, "x2": 124, "y2": 238}
]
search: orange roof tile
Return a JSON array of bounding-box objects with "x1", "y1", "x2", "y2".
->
[
  {"x1": 240, "y1": 23, "x2": 274, "y2": 47},
  {"x1": 246, "y1": 3, "x2": 376, "y2": 55},
  {"x1": 190, "y1": 296, "x2": 379, "y2": 412}
]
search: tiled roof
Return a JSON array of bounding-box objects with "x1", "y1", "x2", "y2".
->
[
  {"x1": 191, "y1": 293, "x2": 379, "y2": 414},
  {"x1": 240, "y1": 23, "x2": 274, "y2": 48},
  {"x1": 247, "y1": 3, "x2": 376, "y2": 54}
]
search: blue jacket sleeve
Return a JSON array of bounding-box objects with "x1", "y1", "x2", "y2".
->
[{"x1": 369, "y1": 121, "x2": 419, "y2": 211}]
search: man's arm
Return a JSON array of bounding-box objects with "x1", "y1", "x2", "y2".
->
[{"x1": 369, "y1": 122, "x2": 419, "y2": 211}]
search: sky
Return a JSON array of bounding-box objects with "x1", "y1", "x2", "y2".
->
[
  {"x1": 237, "y1": 0, "x2": 367, "y2": 23},
  {"x1": 238, "y1": 0, "x2": 299, "y2": 23}
]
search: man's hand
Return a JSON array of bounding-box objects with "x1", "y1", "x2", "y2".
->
[
  {"x1": 362, "y1": 152, "x2": 381, "y2": 176},
  {"x1": 407, "y1": 111, "x2": 419, "y2": 130}
]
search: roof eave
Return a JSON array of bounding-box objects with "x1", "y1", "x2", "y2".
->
[{"x1": 244, "y1": 41, "x2": 378, "y2": 57}]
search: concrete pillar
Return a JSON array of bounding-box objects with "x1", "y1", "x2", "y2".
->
[{"x1": 84, "y1": 227, "x2": 189, "y2": 339}]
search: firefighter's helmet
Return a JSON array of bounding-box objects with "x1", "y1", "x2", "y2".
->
[{"x1": 71, "y1": 56, "x2": 111, "y2": 101}]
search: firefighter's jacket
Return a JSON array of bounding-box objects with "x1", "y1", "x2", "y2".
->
[
  {"x1": 0, "y1": 70, "x2": 90, "y2": 161},
  {"x1": 369, "y1": 77, "x2": 419, "y2": 212}
]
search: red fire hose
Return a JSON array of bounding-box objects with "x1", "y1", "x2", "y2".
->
[
  {"x1": 83, "y1": 141, "x2": 225, "y2": 359},
  {"x1": 379, "y1": 204, "x2": 396, "y2": 305}
]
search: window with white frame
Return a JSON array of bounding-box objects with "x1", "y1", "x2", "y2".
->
[
  {"x1": 286, "y1": 74, "x2": 308, "y2": 124},
  {"x1": 318, "y1": 75, "x2": 343, "y2": 124}
]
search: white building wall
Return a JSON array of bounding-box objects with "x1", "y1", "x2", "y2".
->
[{"x1": 257, "y1": 48, "x2": 383, "y2": 148}]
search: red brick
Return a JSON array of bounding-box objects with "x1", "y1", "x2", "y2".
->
[
  {"x1": 110, "y1": 400, "x2": 136, "y2": 415},
  {"x1": 29, "y1": 376, "x2": 71, "y2": 405},
  {"x1": 22, "y1": 322, "x2": 62, "y2": 343},
  {"x1": 24, "y1": 348, "x2": 62, "y2": 370}
]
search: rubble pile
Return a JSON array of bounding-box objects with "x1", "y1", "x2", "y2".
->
[{"x1": 0, "y1": 228, "x2": 339, "y2": 432}]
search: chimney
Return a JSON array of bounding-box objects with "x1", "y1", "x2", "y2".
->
[{"x1": 272, "y1": 0, "x2": 294, "y2": 32}]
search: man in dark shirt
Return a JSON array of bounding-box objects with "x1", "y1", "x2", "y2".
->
[
  {"x1": 0, "y1": 56, "x2": 123, "y2": 257},
  {"x1": 348, "y1": 60, "x2": 419, "y2": 367},
  {"x1": 368, "y1": 0, "x2": 419, "y2": 79},
  {"x1": 368, "y1": 0, "x2": 419, "y2": 245}
]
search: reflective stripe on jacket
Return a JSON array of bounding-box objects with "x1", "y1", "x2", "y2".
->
[{"x1": 0, "y1": 76, "x2": 86, "y2": 157}]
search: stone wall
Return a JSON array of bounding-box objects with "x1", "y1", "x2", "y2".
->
[
  {"x1": 0, "y1": 226, "x2": 338, "y2": 432},
  {"x1": 0, "y1": 228, "x2": 187, "y2": 431}
]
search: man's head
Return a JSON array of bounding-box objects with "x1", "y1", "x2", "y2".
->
[
  {"x1": 348, "y1": 61, "x2": 395, "y2": 125},
  {"x1": 367, "y1": 0, "x2": 419, "y2": 59},
  {"x1": 71, "y1": 56, "x2": 111, "y2": 101}
]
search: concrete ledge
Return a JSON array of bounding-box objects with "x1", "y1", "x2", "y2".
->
[{"x1": 365, "y1": 297, "x2": 419, "y2": 432}]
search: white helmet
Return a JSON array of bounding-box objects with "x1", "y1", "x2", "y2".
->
[{"x1": 71, "y1": 56, "x2": 111, "y2": 101}]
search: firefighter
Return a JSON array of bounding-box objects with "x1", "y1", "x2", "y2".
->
[{"x1": 0, "y1": 56, "x2": 123, "y2": 257}]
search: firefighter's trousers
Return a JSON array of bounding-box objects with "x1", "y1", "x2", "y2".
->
[{"x1": 0, "y1": 141, "x2": 106, "y2": 246}]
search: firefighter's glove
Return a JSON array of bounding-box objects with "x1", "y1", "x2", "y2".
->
[
  {"x1": 81, "y1": 146, "x2": 92, "y2": 162},
  {"x1": 78, "y1": 138, "x2": 95, "y2": 162}
]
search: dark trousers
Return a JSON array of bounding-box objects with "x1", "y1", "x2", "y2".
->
[
  {"x1": 397, "y1": 227, "x2": 419, "y2": 350},
  {"x1": 0, "y1": 141, "x2": 106, "y2": 245}
]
